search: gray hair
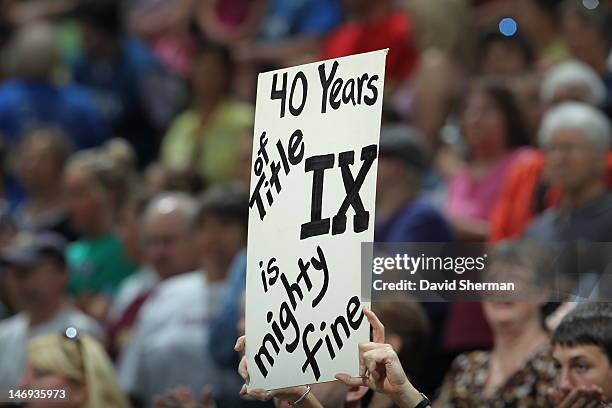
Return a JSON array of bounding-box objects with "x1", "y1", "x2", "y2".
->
[
  {"x1": 538, "y1": 102, "x2": 611, "y2": 152},
  {"x1": 143, "y1": 192, "x2": 197, "y2": 230},
  {"x1": 540, "y1": 59, "x2": 606, "y2": 106}
]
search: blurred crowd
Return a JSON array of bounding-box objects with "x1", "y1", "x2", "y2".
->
[{"x1": 0, "y1": 0, "x2": 611, "y2": 407}]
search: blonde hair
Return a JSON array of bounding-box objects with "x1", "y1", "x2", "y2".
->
[{"x1": 27, "y1": 333, "x2": 131, "y2": 408}]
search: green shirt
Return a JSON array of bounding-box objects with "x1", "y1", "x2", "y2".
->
[
  {"x1": 67, "y1": 234, "x2": 138, "y2": 296},
  {"x1": 161, "y1": 100, "x2": 254, "y2": 184}
]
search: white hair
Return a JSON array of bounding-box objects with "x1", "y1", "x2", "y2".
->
[
  {"x1": 540, "y1": 59, "x2": 607, "y2": 106},
  {"x1": 143, "y1": 192, "x2": 197, "y2": 229},
  {"x1": 539, "y1": 102, "x2": 611, "y2": 152}
]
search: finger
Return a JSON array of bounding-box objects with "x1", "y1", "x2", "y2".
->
[
  {"x1": 364, "y1": 307, "x2": 385, "y2": 343},
  {"x1": 583, "y1": 400, "x2": 601, "y2": 408},
  {"x1": 559, "y1": 389, "x2": 582, "y2": 408},
  {"x1": 235, "y1": 336, "x2": 246, "y2": 352},
  {"x1": 358, "y1": 342, "x2": 386, "y2": 353},
  {"x1": 248, "y1": 388, "x2": 273, "y2": 401},
  {"x1": 239, "y1": 384, "x2": 247, "y2": 396},
  {"x1": 335, "y1": 373, "x2": 368, "y2": 387},
  {"x1": 238, "y1": 356, "x2": 250, "y2": 384}
]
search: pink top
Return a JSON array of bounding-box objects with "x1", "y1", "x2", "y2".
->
[{"x1": 446, "y1": 148, "x2": 532, "y2": 221}]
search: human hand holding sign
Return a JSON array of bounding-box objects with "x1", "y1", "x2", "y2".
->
[
  {"x1": 335, "y1": 308, "x2": 430, "y2": 408},
  {"x1": 235, "y1": 336, "x2": 323, "y2": 407}
]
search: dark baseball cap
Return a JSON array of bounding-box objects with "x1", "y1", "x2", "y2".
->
[
  {"x1": 379, "y1": 125, "x2": 430, "y2": 171},
  {"x1": 1, "y1": 232, "x2": 67, "y2": 268}
]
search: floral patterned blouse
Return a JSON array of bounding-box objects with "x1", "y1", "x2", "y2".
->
[{"x1": 435, "y1": 346, "x2": 557, "y2": 408}]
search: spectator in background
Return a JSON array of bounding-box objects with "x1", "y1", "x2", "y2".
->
[
  {"x1": 550, "y1": 303, "x2": 612, "y2": 406},
  {"x1": 72, "y1": 0, "x2": 160, "y2": 167},
  {"x1": 525, "y1": 102, "x2": 612, "y2": 241},
  {"x1": 445, "y1": 79, "x2": 531, "y2": 241},
  {"x1": 161, "y1": 43, "x2": 254, "y2": 185},
  {"x1": 0, "y1": 233, "x2": 103, "y2": 395},
  {"x1": 125, "y1": 0, "x2": 196, "y2": 78},
  {"x1": 435, "y1": 241, "x2": 556, "y2": 407},
  {"x1": 21, "y1": 331, "x2": 131, "y2": 408},
  {"x1": 478, "y1": 30, "x2": 534, "y2": 77},
  {"x1": 63, "y1": 150, "x2": 137, "y2": 321},
  {"x1": 14, "y1": 128, "x2": 77, "y2": 241},
  {"x1": 375, "y1": 125, "x2": 453, "y2": 243},
  {"x1": 119, "y1": 184, "x2": 247, "y2": 408},
  {"x1": 514, "y1": 0, "x2": 569, "y2": 70},
  {"x1": 108, "y1": 192, "x2": 198, "y2": 360},
  {"x1": 321, "y1": 0, "x2": 418, "y2": 89},
  {"x1": 234, "y1": 0, "x2": 343, "y2": 68},
  {"x1": 0, "y1": 22, "x2": 107, "y2": 150},
  {"x1": 490, "y1": 60, "x2": 612, "y2": 241},
  {"x1": 561, "y1": 0, "x2": 612, "y2": 117},
  {"x1": 442, "y1": 80, "x2": 532, "y2": 386},
  {"x1": 540, "y1": 59, "x2": 607, "y2": 108}
]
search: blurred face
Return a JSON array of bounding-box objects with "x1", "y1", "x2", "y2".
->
[
  {"x1": 11, "y1": 260, "x2": 64, "y2": 310},
  {"x1": 553, "y1": 345, "x2": 612, "y2": 400},
  {"x1": 481, "y1": 42, "x2": 528, "y2": 77},
  {"x1": 17, "y1": 136, "x2": 63, "y2": 192},
  {"x1": 63, "y1": 168, "x2": 106, "y2": 234},
  {"x1": 196, "y1": 214, "x2": 245, "y2": 273},
  {"x1": 544, "y1": 128, "x2": 604, "y2": 193},
  {"x1": 192, "y1": 52, "x2": 229, "y2": 101},
  {"x1": 483, "y1": 261, "x2": 543, "y2": 329},
  {"x1": 143, "y1": 211, "x2": 196, "y2": 280},
  {"x1": 563, "y1": 13, "x2": 608, "y2": 72},
  {"x1": 483, "y1": 301, "x2": 542, "y2": 330},
  {"x1": 462, "y1": 91, "x2": 508, "y2": 159},
  {"x1": 376, "y1": 157, "x2": 413, "y2": 203},
  {"x1": 20, "y1": 362, "x2": 84, "y2": 408}
]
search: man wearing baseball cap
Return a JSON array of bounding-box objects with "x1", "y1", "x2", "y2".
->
[{"x1": 0, "y1": 232, "x2": 102, "y2": 397}]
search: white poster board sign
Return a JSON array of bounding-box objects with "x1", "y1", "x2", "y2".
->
[{"x1": 246, "y1": 50, "x2": 386, "y2": 390}]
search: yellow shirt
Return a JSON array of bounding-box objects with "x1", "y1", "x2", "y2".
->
[{"x1": 161, "y1": 100, "x2": 254, "y2": 183}]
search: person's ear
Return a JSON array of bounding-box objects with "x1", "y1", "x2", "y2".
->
[{"x1": 345, "y1": 385, "x2": 368, "y2": 404}]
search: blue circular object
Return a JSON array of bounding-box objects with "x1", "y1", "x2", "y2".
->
[{"x1": 499, "y1": 18, "x2": 518, "y2": 36}]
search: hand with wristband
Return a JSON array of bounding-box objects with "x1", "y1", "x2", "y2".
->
[{"x1": 335, "y1": 307, "x2": 431, "y2": 408}]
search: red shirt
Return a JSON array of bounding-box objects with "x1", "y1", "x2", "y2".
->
[{"x1": 321, "y1": 10, "x2": 419, "y2": 81}]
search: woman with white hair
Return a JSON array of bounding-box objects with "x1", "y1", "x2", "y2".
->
[
  {"x1": 490, "y1": 74, "x2": 612, "y2": 241},
  {"x1": 525, "y1": 101, "x2": 612, "y2": 241},
  {"x1": 540, "y1": 59, "x2": 607, "y2": 108},
  {"x1": 19, "y1": 330, "x2": 131, "y2": 407}
]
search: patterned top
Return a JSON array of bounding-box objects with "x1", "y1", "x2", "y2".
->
[{"x1": 435, "y1": 346, "x2": 556, "y2": 408}]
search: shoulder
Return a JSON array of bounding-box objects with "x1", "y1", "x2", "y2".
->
[
  {"x1": 0, "y1": 314, "x2": 27, "y2": 338},
  {"x1": 64, "y1": 308, "x2": 104, "y2": 339}
]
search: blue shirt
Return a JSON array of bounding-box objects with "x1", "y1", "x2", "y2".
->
[
  {"x1": 0, "y1": 80, "x2": 108, "y2": 150},
  {"x1": 375, "y1": 199, "x2": 454, "y2": 243},
  {"x1": 71, "y1": 39, "x2": 159, "y2": 165},
  {"x1": 208, "y1": 249, "x2": 247, "y2": 367},
  {"x1": 259, "y1": 0, "x2": 343, "y2": 41}
]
